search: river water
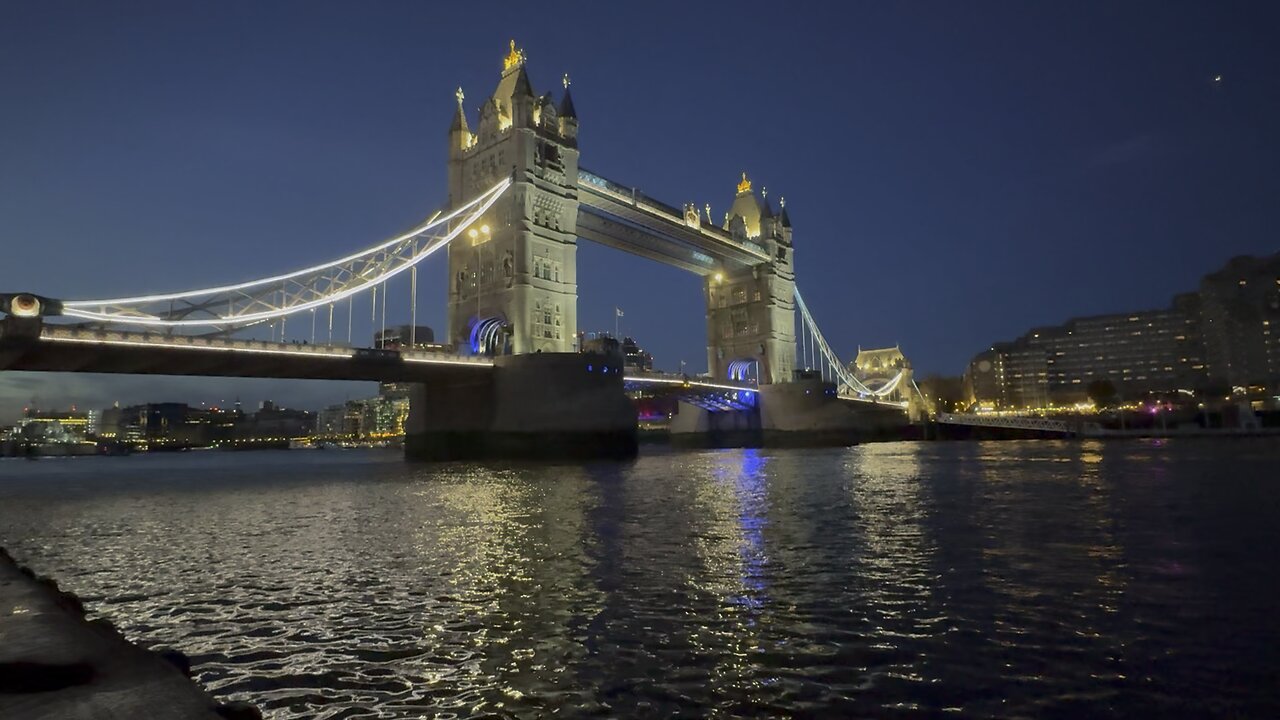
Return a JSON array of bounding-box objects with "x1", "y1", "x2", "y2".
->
[{"x1": 1, "y1": 440, "x2": 1277, "y2": 718}]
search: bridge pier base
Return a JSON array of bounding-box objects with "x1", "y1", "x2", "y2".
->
[
  {"x1": 670, "y1": 376, "x2": 911, "y2": 448},
  {"x1": 669, "y1": 402, "x2": 763, "y2": 448},
  {"x1": 404, "y1": 352, "x2": 638, "y2": 461}
]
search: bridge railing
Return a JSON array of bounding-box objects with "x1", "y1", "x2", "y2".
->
[
  {"x1": 39, "y1": 325, "x2": 493, "y2": 366},
  {"x1": 623, "y1": 370, "x2": 757, "y2": 392}
]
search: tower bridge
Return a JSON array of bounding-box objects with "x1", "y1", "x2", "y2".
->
[{"x1": 0, "y1": 41, "x2": 913, "y2": 459}]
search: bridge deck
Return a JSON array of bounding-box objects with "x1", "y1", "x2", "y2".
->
[
  {"x1": 0, "y1": 325, "x2": 491, "y2": 383},
  {"x1": 576, "y1": 169, "x2": 770, "y2": 274}
]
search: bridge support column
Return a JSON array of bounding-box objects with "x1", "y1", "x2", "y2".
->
[
  {"x1": 0, "y1": 316, "x2": 43, "y2": 371},
  {"x1": 669, "y1": 375, "x2": 911, "y2": 448},
  {"x1": 405, "y1": 351, "x2": 637, "y2": 461}
]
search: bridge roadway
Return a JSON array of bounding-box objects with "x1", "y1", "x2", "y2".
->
[{"x1": 0, "y1": 322, "x2": 759, "y2": 400}]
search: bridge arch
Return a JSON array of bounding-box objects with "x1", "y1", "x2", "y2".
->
[
  {"x1": 726, "y1": 358, "x2": 760, "y2": 383},
  {"x1": 468, "y1": 316, "x2": 509, "y2": 356}
]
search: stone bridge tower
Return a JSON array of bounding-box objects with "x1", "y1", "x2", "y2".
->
[
  {"x1": 446, "y1": 41, "x2": 580, "y2": 355},
  {"x1": 704, "y1": 174, "x2": 797, "y2": 384}
]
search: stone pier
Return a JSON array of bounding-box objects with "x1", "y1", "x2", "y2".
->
[
  {"x1": 670, "y1": 375, "x2": 910, "y2": 448},
  {"x1": 405, "y1": 351, "x2": 638, "y2": 461}
]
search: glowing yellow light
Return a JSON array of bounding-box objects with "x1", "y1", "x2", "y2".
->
[
  {"x1": 480, "y1": 224, "x2": 490, "y2": 234},
  {"x1": 737, "y1": 172, "x2": 752, "y2": 194},
  {"x1": 503, "y1": 39, "x2": 525, "y2": 71},
  {"x1": 468, "y1": 229, "x2": 478, "y2": 239},
  {"x1": 714, "y1": 272, "x2": 723, "y2": 283}
]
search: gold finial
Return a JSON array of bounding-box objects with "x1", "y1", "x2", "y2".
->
[
  {"x1": 737, "y1": 172, "x2": 752, "y2": 194},
  {"x1": 455, "y1": 87, "x2": 465, "y2": 106},
  {"x1": 563, "y1": 73, "x2": 571, "y2": 89},
  {"x1": 779, "y1": 196, "x2": 786, "y2": 208},
  {"x1": 761, "y1": 186, "x2": 768, "y2": 199},
  {"x1": 503, "y1": 39, "x2": 526, "y2": 71}
]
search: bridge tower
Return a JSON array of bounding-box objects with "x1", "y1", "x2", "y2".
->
[
  {"x1": 704, "y1": 175, "x2": 796, "y2": 384},
  {"x1": 446, "y1": 41, "x2": 580, "y2": 355}
]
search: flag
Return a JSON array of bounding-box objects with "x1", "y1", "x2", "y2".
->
[{"x1": 615, "y1": 307, "x2": 624, "y2": 317}]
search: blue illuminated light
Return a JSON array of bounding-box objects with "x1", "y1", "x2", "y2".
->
[{"x1": 587, "y1": 364, "x2": 593, "y2": 372}]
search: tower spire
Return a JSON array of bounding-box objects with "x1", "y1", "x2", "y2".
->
[
  {"x1": 449, "y1": 86, "x2": 469, "y2": 135},
  {"x1": 559, "y1": 73, "x2": 577, "y2": 119}
]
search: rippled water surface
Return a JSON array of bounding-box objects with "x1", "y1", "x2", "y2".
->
[{"x1": 3, "y1": 440, "x2": 1279, "y2": 718}]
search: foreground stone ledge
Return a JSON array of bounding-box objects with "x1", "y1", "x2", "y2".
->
[{"x1": 0, "y1": 547, "x2": 261, "y2": 720}]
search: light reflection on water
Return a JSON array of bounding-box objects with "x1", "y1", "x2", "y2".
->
[{"x1": 1, "y1": 440, "x2": 1278, "y2": 718}]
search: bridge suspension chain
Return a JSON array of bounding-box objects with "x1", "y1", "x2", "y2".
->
[
  {"x1": 793, "y1": 287, "x2": 906, "y2": 399},
  {"x1": 56, "y1": 178, "x2": 512, "y2": 330}
]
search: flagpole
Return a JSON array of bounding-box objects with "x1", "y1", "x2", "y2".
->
[{"x1": 615, "y1": 308, "x2": 620, "y2": 341}]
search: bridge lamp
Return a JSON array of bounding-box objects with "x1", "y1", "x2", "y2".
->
[
  {"x1": 713, "y1": 272, "x2": 723, "y2": 284},
  {"x1": 9, "y1": 294, "x2": 42, "y2": 318}
]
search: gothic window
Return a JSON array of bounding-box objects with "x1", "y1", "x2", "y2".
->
[
  {"x1": 721, "y1": 323, "x2": 732, "y2": 339},
  {"x1": 553, "y1": 262, "x2": 561, "y2": 282},
  {"x1": 753, "y1": 288, "x2": 762, "y2": 302},
  {"x1": 733, "y1": 286, "x2": 746, "y2": 304}
]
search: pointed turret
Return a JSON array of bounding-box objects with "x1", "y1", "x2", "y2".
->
[
  {"x1": 558, "y1": 73, "x2": 578, "y2": 143},
  {"x1": 510, "y1": 64, "x2": 534, "y2": 99},
  {"x1": 778, "y1": 196, "x2": 792, "y2": 228},
  {"x1": 559, "y1": 82, "x2": 577, "y2": 119},
  {"x1": 448, "y1": 87, "x2": 471, "y2": 153},
  {"x1": 450, "y1": 87, "x2": 468, "y2": 131}
]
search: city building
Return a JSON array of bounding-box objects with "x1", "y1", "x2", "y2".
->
[
  {"x1": 621, "y1": 337, "x2": 653, "y2": 371},
  {"x1": 97, "y1": 403, "x2": 242, "y2": 446},
  {"x1": 237, "y1": 401, "x2": 315, "y2": 439},
  {"x1": 1199, "y1": 254, "x2": 1280, "y2": 390},
  {"x1": 5, "y1": 408, "x2": 95, "y2": 444},
  {"x1": 964, "y1": 254, "x2": 1278, "y2": 409},
  {"x1": 374, "y1": 325, "x2": 438, "y2": 350}
]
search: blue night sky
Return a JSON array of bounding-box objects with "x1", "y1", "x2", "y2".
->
[{"x1": 1, "y1": 1, "x2": 1277, "y2": 417}]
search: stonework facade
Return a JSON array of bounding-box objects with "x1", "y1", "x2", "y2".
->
[
  {"x1": 704, "y1": 179, "x2": 796, "y2": 384},
  {"x1": 446, "y1": 44, "x2": 580, "y2": 355}
]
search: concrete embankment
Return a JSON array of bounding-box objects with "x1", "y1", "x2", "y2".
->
[{"x1": 0, "y1": 548, "x2": 260, "y2": 720}]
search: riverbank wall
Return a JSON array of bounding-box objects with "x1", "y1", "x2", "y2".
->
[{"x1": 0, "y1": 548, "x2": 259, "y2": 720}]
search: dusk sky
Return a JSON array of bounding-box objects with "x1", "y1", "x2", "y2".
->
[{"x1": 2, "y1": 1, "x2": 1277, "y2": 417}]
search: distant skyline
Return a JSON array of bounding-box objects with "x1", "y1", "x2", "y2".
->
[{"x1": 2, "y1": 1, "x2": 1277, "y2": 420}]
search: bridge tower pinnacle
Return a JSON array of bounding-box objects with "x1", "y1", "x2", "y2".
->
[{"x1": 446, "y1": 41, "x2": 580, "y2": 355}]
